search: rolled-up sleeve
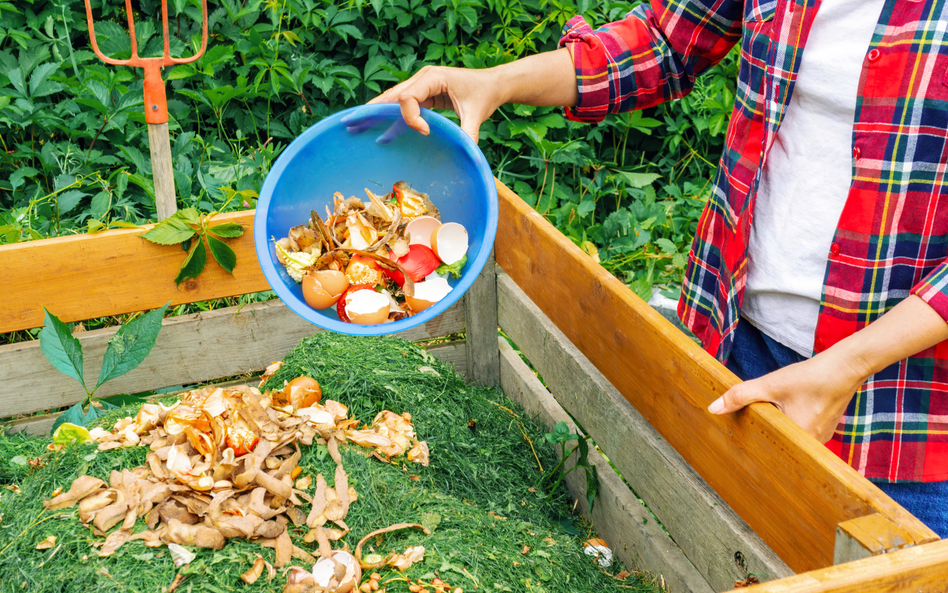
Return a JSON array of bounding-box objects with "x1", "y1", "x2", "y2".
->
[
  {"x1": 558, "y1": 0, "x2": 742, "y2": 123},
  {"x1": 913, "y1": 262, "x2": 948, "y2": 322}
]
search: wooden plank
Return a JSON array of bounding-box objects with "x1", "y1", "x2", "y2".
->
[
  {"x1": 463, "y1": 249, "x2": 500, "y2": 386},
  {"x1": 0, "y1": 210, "x2": 268, "y2": 334},
  {"x1": 734, "y1": 539, "x2": 948, "y2": 593},
  {"x1": 497, "y1": 272, "x2": 793, "y2": 591},
  {"x1": 834, "y1": 514, "x2": 917, "y2": 565},
  {"x1": 425, "y1": 341, "x2": 469, "y2": 379},
  {"x1": 8, "y1": 341, "x2": 470, "y2": 436},
  {"x1": 492, "y1": 179, "x2": 938, "y2": 573},
  {"x1": 498, "y1": 338, "x2": 715, "y2": 593},
  {"x1": 0, "y1": 299, "x2": 465, "y2": 421}
]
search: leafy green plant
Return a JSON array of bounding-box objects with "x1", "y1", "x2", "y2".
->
[
  {"x1": 140, "y1": 207, "x2": 246, "y2": 286},
  {"x1": 1, "y1": 0, "x2": 737, "y2": 307},
  {"x1": 541, "y1": 420, "x2": 600, "y2": 512},
  {"x1": 40, "y1": 303, "x2": 169, "y2": 433}
]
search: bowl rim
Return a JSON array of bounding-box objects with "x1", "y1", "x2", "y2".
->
[{"x1": 253, "y1": 103, "x2": 499, "y2": 336}]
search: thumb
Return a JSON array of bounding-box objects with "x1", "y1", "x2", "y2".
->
[
  {"x1": 708, "y1": 381, "x2": 771, "y2": 415},
  {"x1": 459, "y1": 118, "x2": 480, "y2": 144}
]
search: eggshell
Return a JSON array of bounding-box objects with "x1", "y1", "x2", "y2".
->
[
  {"x1": 403, "y1": 216, "x2": 441, "y2": 248},
  {"x1": 311, "y1": 270, "x2": 349, "y2": 296},
  {"x1": 430, "y1": 222, "x2": 468, "y2": 265},
  {"x1": 405, "y1": 277, "x2": 452, "y2": 313},
  {"x1": 302, "y1": 274, "x2": 343, "y2": 309},
  {"x1": 345, "y1": 289, "x2": 390, "y2": 325}
]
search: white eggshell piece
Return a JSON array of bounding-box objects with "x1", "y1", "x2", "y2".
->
[
  {"x1": 404, "y1": 216, "x2": 441, "y2": 248},
  {"x1": 413, "y1": 277, "x2": 452, "y2": 303},
  {"x1": 432, "y1": 222, "x2": 468, "y2": 265},
  {"x1": 346, "y1": 289, "x2": 389, "y2": 315}
]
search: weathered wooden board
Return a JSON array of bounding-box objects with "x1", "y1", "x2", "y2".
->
[
  {"x1": 493, "y1": 180, "x2": 937, "y2": 573},
  {"x1": 833, "y1": 513, "x2": 920, "y2": 565},
  {"x1": 463, "y1": 249, "x2": 500, "y2": 386},
  {"x1": 7, "y1": 339, "x2": 470, "y2": 436},
  {"x1": 736, "y1": 538, "x2": 948, "y2": 593},
  {"x1": 497, "y1": 271, "x2": 793, "y2": 591},
  {"x1": 0, "y1": 298, "x2": 465, "y2": 421},
  {"x1": 499, "y1": 337, "x2": 715, "y2": 593},
  {"x1": 0, "y1": 210, "x2": 266, "y2": 334}
]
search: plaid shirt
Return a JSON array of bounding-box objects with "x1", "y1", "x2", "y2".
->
[{"x1": 560, "y1": 0, "x2": 948, "y2": 482}]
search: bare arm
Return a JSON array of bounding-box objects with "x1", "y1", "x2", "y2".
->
[
  {"x1": 368, "y1": 48, "x2": 577, "y2": 143},
  {"x1": 708, "y1": 295, "x2": 948, "y2": 442}
]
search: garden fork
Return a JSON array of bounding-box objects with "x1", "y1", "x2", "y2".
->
[{"x1": 84, "y1": 0, "x2": 208, "y2": 220}]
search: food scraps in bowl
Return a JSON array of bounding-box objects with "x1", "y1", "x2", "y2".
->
[{"x1": 272, "y1": 181, "x2": 469, "y2": 325}]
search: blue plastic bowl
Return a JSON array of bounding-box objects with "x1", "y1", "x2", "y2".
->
[{"x1": 254, "y1": 104, "x2": 498, "y2": 336}]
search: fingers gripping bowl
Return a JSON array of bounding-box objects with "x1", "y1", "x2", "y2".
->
[{"x1": 254, "y1": 104, "x2": 499, "y2": 336}]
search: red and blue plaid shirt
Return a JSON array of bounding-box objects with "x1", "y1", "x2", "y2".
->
[{"x1": 560, "y1": 0, "x2": 948, "y2": 482}]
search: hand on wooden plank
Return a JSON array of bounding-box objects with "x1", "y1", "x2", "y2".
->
[
  {"x1": 708, "y1": 295, "x2": 948, "y2": 443},
  {"x1": 707, "y1": 350, "x2": 864, "y2": 444}
]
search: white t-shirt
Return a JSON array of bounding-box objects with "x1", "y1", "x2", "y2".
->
[{"x1": 742, "y1": 0, "x2": 886, "y2": 356}]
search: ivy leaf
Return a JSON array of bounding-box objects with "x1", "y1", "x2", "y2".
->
[
  {"x1": 207, "y1": 234, "x2": 237, "y2": 273},
  {"x1": 141, "y1": 215, "x2": 197, "y2": 245},
  {"x1": 40, "y1": 308, "x2": 86, "y2": 390},
  {"x1": 207, "y1": 222, "x2": 245, "y2": 238},
  {"x1": 94, "y1": 302, "x2": 170, "y2": 391},
  {"x1": 51, "y1": 402, "x2": 87, "y2": 433},
  {"x1": 175, "y1": 237, "x2": 207, "y2": 285}
]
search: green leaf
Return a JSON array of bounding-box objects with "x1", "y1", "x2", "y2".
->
[
  {"x1": 207, "y1": 234, "x2": 237, "y2": 273},
  {"x1": 175, "y1": 238, "x2": 207, "y2": 285},
  {"x1": 654, "y1": 238, "x2": 678, "y2": 254},
  {"x1": 141, "y1": 215, "x2": 197, "y2": 245},
  {"x1": 10, "y1": 167, "x2": 38, "y2": 191},
  {"x1": 615, "y1": 171, "x2": 661, "y2": 189},
  {"x1": 585, "y1": 465, "x2": 600, "y2": 513},
  {"x1": 57, "y1": 190, "x2": 86, "y2": 215},
  {"x1": 435, "y1": 254, "x2": 467, "y2": 279},
  {"x1": 40, "y1": 309, "x2": 85, "y2": 390},
  {"x1": 90, "y1": 191, "x2": 111, "y2": 220},
  {"x1": 207, "y1": 222, "x2": 245, "y2": 238},
  {"x1": 101, "y1": 393, "x2": 147, "y2": 407},
  {"x1": 52, "y1": 402, "x2": 87, "y2": 434},
  {"x1": 94, "y1": 302, "x2": 170, "y2": 391},
  {"x1": 52, "y1": 422, "x2": 92, "y2": 444}
]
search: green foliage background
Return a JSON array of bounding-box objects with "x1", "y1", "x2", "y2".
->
[{"x1": 0, "y1": 0, "x2": 737, "y2": 301}]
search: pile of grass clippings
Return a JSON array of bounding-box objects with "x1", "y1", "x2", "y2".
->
[{"x1": 0, "y1": 333, "x2": 660, "y2": 593}]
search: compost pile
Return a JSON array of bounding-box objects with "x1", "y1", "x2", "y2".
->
[
  {"x1": 0, "y1": 334, "x2": 653, "y2": 593},
  {"x1": 43, "y1": 383, "x2": 429, "y2": 574}
]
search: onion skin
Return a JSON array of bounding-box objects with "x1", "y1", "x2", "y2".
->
[{"x1": 396, "y1": 245, "x2": 440, "y2": 283}]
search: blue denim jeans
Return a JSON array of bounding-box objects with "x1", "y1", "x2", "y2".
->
[{"x1": 725, "y1": 319, "x2": 948, "y2": 538}]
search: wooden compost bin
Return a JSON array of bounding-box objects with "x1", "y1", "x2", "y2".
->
[{"x1": 2, "y1": 181, "x2": 947, "y2": 592}]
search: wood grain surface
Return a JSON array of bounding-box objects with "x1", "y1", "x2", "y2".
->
[
  {"x1": 497, "y1": 271, "x2": 792, "y2": 590},
  {"x1": 0, "y1": 210, "x2": 267, "y2": 334},
  {"x1": 0, "y1": 299, "x2": 465, "y2": 421},
  {"x1": 499, "y1": 336, "x2": 716, "y2": 593},
  {"x1": 735, "y1": 538, "x2": 948, "y2": 593},
  {"x1": 492, "y1": 180, "x2": 938, "y2": 573}
]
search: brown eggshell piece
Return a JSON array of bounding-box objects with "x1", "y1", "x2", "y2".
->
[
  {"x1": 302, "y1": 274, "x2": 344, "y2": 310},
  {"x1": 403, "y1": 216, "x2": 441, "y2": 248},
  {"x1": 311, "y1": 270, "x2": 349, "y2": 296}
]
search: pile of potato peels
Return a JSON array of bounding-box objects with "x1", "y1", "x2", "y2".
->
[{"x1": 43, "y1": 376, "x2": 432, "y2": 591}]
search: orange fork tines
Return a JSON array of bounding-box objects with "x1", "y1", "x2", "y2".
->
[{"x1": 84, "y1": 0, "x2": 208, "y2": 124}]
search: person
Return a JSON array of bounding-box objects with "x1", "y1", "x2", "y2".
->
[{"x1": 368, "y1": 0, "x2": 948, "y2": 536}]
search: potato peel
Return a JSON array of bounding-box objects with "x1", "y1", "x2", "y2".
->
[{"x1": 46, "y1": 384, "x2": 432, "y2": 570}]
